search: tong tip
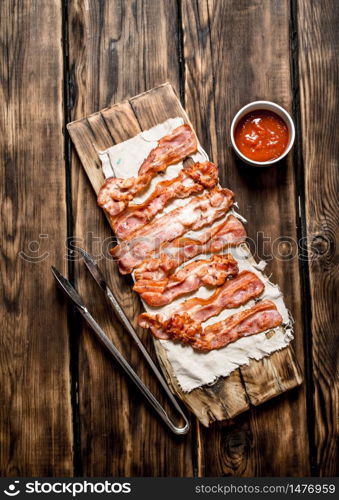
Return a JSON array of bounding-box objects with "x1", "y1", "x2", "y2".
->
[{"x1": 79, "y1": 248, "x2": 107, "y2": 290}]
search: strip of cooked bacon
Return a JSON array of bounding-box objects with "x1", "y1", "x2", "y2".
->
[
  {"x1": 111, "y1": 187, "x2": 235, "y2": 274},
  {"x1": 133, "y1": 254, "x2": 238, "y2": 306},
  {"x1": 174, "y1": 270, "x2": 264, "y2": 322},
  {"x1": 138, "y1": 123, "x2": 198, "y2": 175},
  {"x1": 97, "y1": 124, "x2": 197, "y2": 217},
  {"x1": 193, "y1": 300, "x2": 283, "y2": 351},
  {"x1": 134, "y1": 215, "x2": 246, "y2": 282},
  {"x1": 111, "y1": 161, "x2": 218, "y2": 240},
  {"x1": 139, "y1": 300, "x2": 282, "y2": 350},
  {"x1": 138, "y1": 270, "x2": 265, "y2": 339}
]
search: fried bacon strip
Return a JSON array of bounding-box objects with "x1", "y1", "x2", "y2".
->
[
  {"x1": 138, "y1": 270, "x2": 265, "y2": 339},
  {"x1": 139, "y1": 300, "x2": 282, "y2": 351},
  {"x1": 112, "y1": 161, "x2": 218, "y2": 240},
  {"x1": 134, "y1": 215, "x2": 246, "y2": 282},
  {"x1": 133, "y1": 254, "x2": 238, "y2": 307},
  {"x1": 138, "y1": 124, "x2": 197, "y2": 175},
  {"x1": 193, "y1": 301, "x2": 283, "y2": 351},
  {"x1": 97, "y1": 124, "x2": 197, "y2": 217},
  {"x1": 174, "y1": 270, "x2": 264, "y2": 323},
  {"x1": 111, "y1": 187, "x2": 234, "y2": 274}
]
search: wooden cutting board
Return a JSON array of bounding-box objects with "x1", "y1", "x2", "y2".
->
[{"x1": 67, "y1": 82, "x2": 303, "y2": 427}]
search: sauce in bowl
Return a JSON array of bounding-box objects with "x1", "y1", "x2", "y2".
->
[{"x1": 234, "y1": 110, "x2": 289, "y2": 162}]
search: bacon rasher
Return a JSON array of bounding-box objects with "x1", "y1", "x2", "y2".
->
[
  {"x1": 138, "y1": 270, "x2": 265, "y2": 339},
  {"x1": 97, "y1": 124, "x2": 197, "y2": 217},
  {"x1": 133, "y1": 254, "x2": 238, "y2": 307},
  {"x1": 139, "y1": 300, "x2": 282, "y2": 351},
  {"x1": 193, "y1": 301, "x2": 283, "y2": 351},
  {"x1": 112, "y1": 161, "x2": 218, "y2": 240},
  {"x1": 111, "y1": 187, "x2": 234, "y2": 274},
  {"x1": 134, "y1": 215, "x2": 246, "y2": 282}
]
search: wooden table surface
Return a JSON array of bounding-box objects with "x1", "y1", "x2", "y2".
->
[{"x1": 1, "y1": 0, "x2": 338, "y2": 477}]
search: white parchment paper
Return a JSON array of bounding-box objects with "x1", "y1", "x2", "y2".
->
[{"x1": 99, "y1": 118, "x2": 294, "y2": 392}]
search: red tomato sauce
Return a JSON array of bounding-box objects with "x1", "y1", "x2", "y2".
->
[{"x1": 234, "y1": 110, "x2": 289, "y2": 162}]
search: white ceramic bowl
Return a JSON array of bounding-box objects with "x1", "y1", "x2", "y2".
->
[{"x1": 230, "y1": 101, "x2": 295, "y2": 167}]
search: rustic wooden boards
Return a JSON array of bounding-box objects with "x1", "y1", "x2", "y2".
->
[
  {"x1": 1, "y1": 0, "x2": 337, "y2": 478},
  {"x1": 181, "y1": 0, "x2": 310, "y2": 476},
  {"x1": 67, "y1": 0, "x2": 194, "y2": 477},
  {"x1": 0, "y1": 0, "x2": 73, "y2": 475},
  {"x1": 68, "y1": 83, "x2": 303, "y2": 428},
  {"x1": 298, "y1": 0, "x2": 339, "y2": 476}
]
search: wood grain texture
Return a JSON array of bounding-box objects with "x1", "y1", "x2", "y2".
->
[
  {"x1": 181, "y1": 0, "x2": 309, "y2": 476},
  {"x1": 1, "y1": 0, "x2": 336, "y2": 478},
  {"x1": 298, "y1": 0, "x2": 339, "y2": 476},
  {"x1": 68, "y1": 0, "x2": 194, "y2": 476},
  {"x1": 0, "y1": 0, "x2": 73, "y2": 475}
]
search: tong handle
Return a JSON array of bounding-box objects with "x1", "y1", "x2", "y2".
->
[{"x1": 80, "y1": 308, "x2": 190, "y2": 435}]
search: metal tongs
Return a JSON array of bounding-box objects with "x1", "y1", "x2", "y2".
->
[{"x1": 51, "y1": 249, "x2": 190, "y2": 435}]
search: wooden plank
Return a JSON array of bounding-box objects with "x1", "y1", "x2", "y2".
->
[
  {"x1": 66, "y1": 117, "x2": 105, "y2": 193},
  {"x1": 0, "y1": 0, "x2": 73, "y2": 475},
  {"x1": 298, "y1": 0, "x2": 339, "y2": 476},
  {"x1": 68, "y1": 0, "x2": 194, "y2": 476},
  {"x1": 101, "y1": 103, "x2": 141, "y2": 141},
  {"x1": 241, "y1": 347, "x2": 302, "y2": 406},
  {"x1": 130, "y1": 83, "x2": 187, "y2": 122},
  {"x1": 181, "y1": 0, "x2": 308, "y2": 475}
]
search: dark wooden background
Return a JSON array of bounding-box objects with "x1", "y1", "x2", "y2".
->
[{"x1": 1, "y1": 0, "x2": 338, "y2": 477}]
